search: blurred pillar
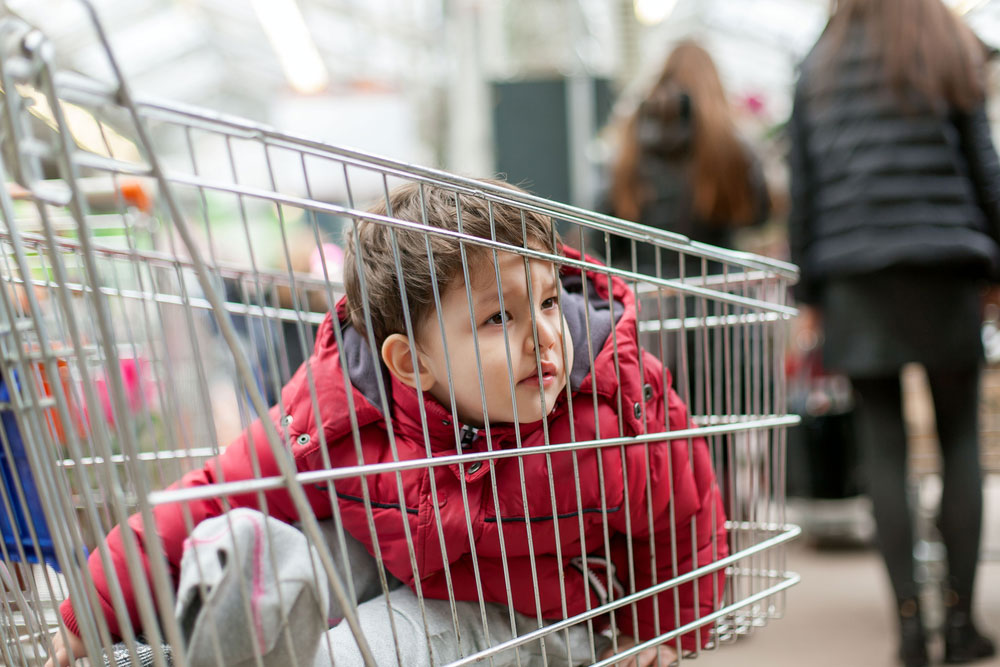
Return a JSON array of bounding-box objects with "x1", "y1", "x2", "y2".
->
[
  {"x1": 567, "y1": 3, "x2": 597, "y2": 209},
  {"x1": 619, "y1": 0, "x2": 641, "y2": 84},
  {"x1": 443, "y1": 0, "x2": 493, "y2": 176}
]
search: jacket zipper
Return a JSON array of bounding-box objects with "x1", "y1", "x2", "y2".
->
[{"x1": 459, "y1": 424, "x2": 478, "y2": 449}]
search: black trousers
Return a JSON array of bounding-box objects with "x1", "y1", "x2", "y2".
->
[{"x1": 851, "y1": 366, "x2": 984, "y2": 606}]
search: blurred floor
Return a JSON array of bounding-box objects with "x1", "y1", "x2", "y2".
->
[{"x1": 694, "y1": 477, "x2": 1000, "y2": 667}]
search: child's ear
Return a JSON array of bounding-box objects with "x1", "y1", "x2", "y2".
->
[{"x1": 380, "y1": 333, "x2": 435, "y2": 390}]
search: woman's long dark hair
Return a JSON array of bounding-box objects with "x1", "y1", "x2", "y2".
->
[
  {"x1": 611, "y1": 40, "x2": 756, "y2": 227},
  {"x1": 819, "y1": 0, "x2": 985, "y2": 110}
]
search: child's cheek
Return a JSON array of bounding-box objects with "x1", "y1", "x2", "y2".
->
[{"x1": 562, "y1": 316, "x2": 575, "y2": 375}]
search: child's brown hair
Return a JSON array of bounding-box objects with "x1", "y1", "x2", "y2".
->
[{"x1": 342, "y1": 180, "x2": 559, "y2": 345}]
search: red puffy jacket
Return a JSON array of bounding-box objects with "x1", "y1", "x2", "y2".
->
[{"x1": 62, "y1": 252, "x2": 727, "y2": 650}]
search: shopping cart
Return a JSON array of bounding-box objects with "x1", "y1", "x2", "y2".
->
[{"x1": 0, "y1": 2, "x2": 800, "y2": 666}]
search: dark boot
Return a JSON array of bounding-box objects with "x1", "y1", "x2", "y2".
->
[
  {"x1": 898, "y1": 598, "x2": 929, "y2": 667},
  {"x1": 943, "y1": 589, "x2": 995, "y2": 664}
]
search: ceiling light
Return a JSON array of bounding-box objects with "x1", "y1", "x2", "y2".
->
[
  {"x1": 634, "y1": 0, "x2": 680, "y2": 26},
  {"x1": 13, "y1": 84, "x2": 140, "y2": 162},
  {"x1": 250, "y1": 0, "x2": 330, "y2": 95}
]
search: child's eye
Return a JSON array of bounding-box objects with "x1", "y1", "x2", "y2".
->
[
  {"x1": 541, "y1": 296, "x2": 558, "y2": 309},
  {"x1": 485, "y1": 311, "x2": 508, "y2": 326}
]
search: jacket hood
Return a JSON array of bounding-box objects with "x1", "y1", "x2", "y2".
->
[{"x1": 311, "y1": 247, "x2": 631, "y2": 449}]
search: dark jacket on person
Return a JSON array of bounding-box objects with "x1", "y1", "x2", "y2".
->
[
  {"x1": 609, "y1": 95, "x2": 771, "y2": 276},
  {"x1": 787, "y1": 22, "x2": 1000, "y2": 306}
]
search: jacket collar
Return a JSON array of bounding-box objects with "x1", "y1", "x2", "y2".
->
[{"x1": 388, "y1": 373, "x2": 554, "y2": 452}]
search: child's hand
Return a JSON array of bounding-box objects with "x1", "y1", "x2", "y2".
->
[
  {"x1": 44, "y1": 629, "x2": 86, "y2": 667},
  {"x1": 600, "y1": 635, "x2": 677, "y2": 666}
]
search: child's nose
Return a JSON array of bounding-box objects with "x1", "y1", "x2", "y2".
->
[{"x1": 531, "y1": 314, "x2": 559, "y2": 351}]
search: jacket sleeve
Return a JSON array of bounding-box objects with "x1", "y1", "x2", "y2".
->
[
  {"x1": 953, "y1": 103, "x2": 1000, "y2": 256},
  {"x1": 787, "y1": 80, "x2": 820, "y2": 304},
  {"x1": 59, "y1": 400, "x2": 311, "y2": 640},
  {"x1": 608, "y1": 357, "x2": 728, "y2": 651}
]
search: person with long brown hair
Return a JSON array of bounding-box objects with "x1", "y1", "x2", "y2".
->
[
  {"x1": 608, "y1": 39, "x2": 770, "y2": 274},
  {"x1": 788, "y1": 1, "x2": 999, "y2": 665}
]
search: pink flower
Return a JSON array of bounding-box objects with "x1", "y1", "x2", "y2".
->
[{"x1": 94, "y1": 357, "x2": 154, "y2": 427}]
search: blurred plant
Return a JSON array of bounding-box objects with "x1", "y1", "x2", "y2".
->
[{"x1": 93, "y1": 356, "x2": 155, "y2": 429}]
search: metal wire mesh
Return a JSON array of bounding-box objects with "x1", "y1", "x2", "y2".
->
[{"x1": 0, "y1": 3, "x2": 800, "y2": 666}]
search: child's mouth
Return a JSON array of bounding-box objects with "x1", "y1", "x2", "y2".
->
[
  {"x1": 520, "y1": 373, "x2": 556, "y2": 387},
  {"x1": 519, "y1": 361, "x2": 559, "y2": 387}
]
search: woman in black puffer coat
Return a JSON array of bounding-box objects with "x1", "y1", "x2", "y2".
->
[{"x1": 788, "y1": 1, "x2": 999, "y2": 665}]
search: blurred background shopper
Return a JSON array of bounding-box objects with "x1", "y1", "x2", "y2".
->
[
  {"x1": 787, "y1": 1, "x2": 1000, "y2": 665},
  {"x1": 606, "y1": 39, "x2": 771, "y2": 276}
]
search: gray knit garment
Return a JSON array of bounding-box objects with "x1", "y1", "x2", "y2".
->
[
  {"x1": 174, "y1": 508, "x2": 330, "y2": 667},
  {"x1": 102, "y1": 638, "x2": 172, "y2": 667}
]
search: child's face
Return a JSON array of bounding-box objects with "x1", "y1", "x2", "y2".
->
[{"x1": 416, "y1": 251, "x2": 573, "y2": 427}]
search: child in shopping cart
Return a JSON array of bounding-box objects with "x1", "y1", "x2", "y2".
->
[{"x1": 47, "y1": 180, "x2": 727, "y2": 667}]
